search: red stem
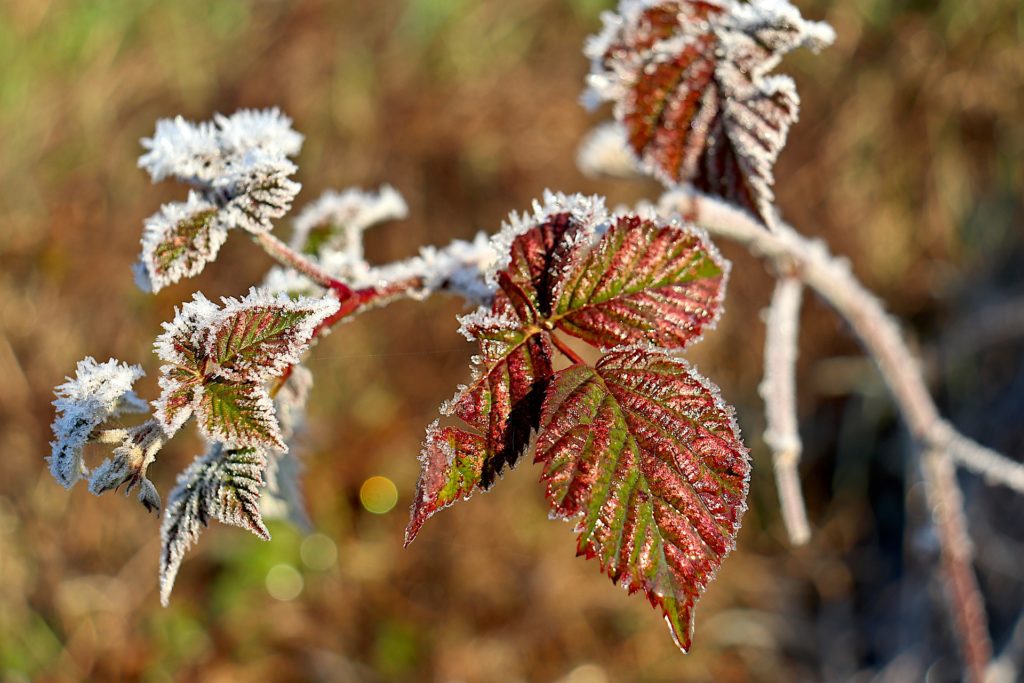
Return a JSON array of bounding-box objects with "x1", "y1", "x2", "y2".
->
[{"x1": 551, "y1": 333, "x2": 585, "y2": 365}]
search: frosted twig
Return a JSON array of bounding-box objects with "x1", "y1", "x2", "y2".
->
[
  {"x1": 934, "y1": 422, "x2": 1024, "y2": 495},
  {"x1": 760, "y1": 276, "x2": 810, "y2": 545},
  {"x1": 254, "y1": 231, "x2": 352, "y2": 296},
  {"x1": 659, "y1": 186, "x2": 998, "y2": 679},
  {"x1": 921, "y1": 446, "x2": 993, "y2": 683}
]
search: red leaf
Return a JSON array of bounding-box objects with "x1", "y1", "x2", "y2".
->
[
  {"x1": 552, "y1": 214, "x2": 726, "y2": 350},
  {"x1": 407, "y1": 195, "x2": 728, "y2": 546},
  {"x1": 535, "y1": 347, "x2": 749, "y2": 652},
  {"x1": 586, "y1": 0, "x2": 834, "y2": 224}
]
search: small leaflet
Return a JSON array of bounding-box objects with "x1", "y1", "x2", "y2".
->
[
  {"x1": 135, "y1": 109, "x2": 304, "y2": 290},
  {"x1": 152, "y1": 288, "x2": 339, "y2": 449},
  {"x1": 48, "y1": 357, "x2": 147, "y2": 489},
  {"x1": 159, "y1": 443, "x2": 269, "y2": 605},
  {"x1": 584, "y1": 0, "x2": 834, "y2": 225},
  {"x1": 88, "y1": 420, "x2": 167, "y2": 512},
  {"x1": 138, "y1": 191, "x2": 227, "y2": 293}
]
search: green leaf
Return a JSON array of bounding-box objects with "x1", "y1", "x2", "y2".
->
[
  {"x1": 196, "y1": 379, "x2": 284, "y2": 450},
  {"x1": 536, "y1": 348, "x2": 749, "y2": 652},
  {"x1": 153, "y1": 290, "x2": 338, "y2": 448},
  {"x1": 207, "y1": 304, "x2": 317, "y2": 379}
]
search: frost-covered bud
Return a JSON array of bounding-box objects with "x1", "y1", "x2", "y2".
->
[
  {"x1": 138, "y1": 108, "x2": 303, "y2": 187},
  {"x1": 49, "y1": 357, "x2": 148, "y2": 489},
  {"x1": 214, "y1": 108, "x2": 304, "y2": 159},
  {"x1": 88, "y1": 420, "x2": 167, "y2": 512},
  {"x1": 138, "y1": 116, "x2": 222, "y2": 185}
]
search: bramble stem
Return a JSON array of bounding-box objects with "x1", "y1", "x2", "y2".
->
[
  {"x1": 254, "y1": 231, "x2": 352, "y2": 297},
  {"x1": 661, "y1": 187, "x2": 996, "y2": 681},
  {"x1": 760, "y1": 276, "x2": 810, "y2": 545}
]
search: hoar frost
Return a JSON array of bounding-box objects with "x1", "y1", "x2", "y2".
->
[
  {"x1": 48, "y1": 357, "x2": 148, "y2": 489},
  {"x1": 135, "y1": 109, "x2": 304, "y2": 292}
]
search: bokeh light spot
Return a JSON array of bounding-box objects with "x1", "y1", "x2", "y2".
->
[
  {"x1": 359, "y1": 476, "x2": 398, "y2": 514},
  {"x1": 265, "y1": 564, "x2": 303, "y2": 601},
  {"x1": 300, "y1": 532, "x2": 338, "y2": 571}
]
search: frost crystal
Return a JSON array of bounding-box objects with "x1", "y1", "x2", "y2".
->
[
  {"x1": 214, "y1": 108, "x2": 304, "y2": 158},
  {"x1": 48, "y1": 357, "x2": 147, "y2": 489},
  {"x1": 138, "y1": 116, "x2": 222, "y2": 185}
]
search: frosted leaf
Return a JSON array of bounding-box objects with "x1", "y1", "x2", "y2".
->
[
  {"x1": 407, "y1": 197, "x2": 728, "y2": 542},
  {"x1": 290, "y1": 185, "x2": 409, "y2": 259},
  {"x1": 137, "y1": 191, "x2": 228, "y2": 293},
  {"x1": 584, "y1": 0, "x2": 834, "y2": 225},
  {"x1": 212, "y1": 150, "x2": 301, "y2": 235},
  {"x1": 213, "y1": 108, "x2": 304, "y2": 158},
  {"x1": 152, "y1": 289, "x2": 338, "y2": 448},
  {"x1": 196, "y1": 379, "x2": 284, "y2": 449},
  {"x1": 88, "y1": 420, "x2": 167, "y2": 512},
  {"x1": 204, "y1": 288, "x2": 339, "y2": 380},
  {"x1": 486, "y1": 190, "x2": 610, "y2": 287},
  {"x1": 48, "y1": 357, "x2": 146, "y2": 489},
  {"x1": 576, "y1": 122, "x2": 643, "y2": 179},
  {"x1": 536, "y1": 348, "x2": 749, "y2": 652},
  {"x1": 139, "y1": 108, "x2": 302, "y2": 187},
  {"x1": 159, "y1": 443, "x2": 269, "y2": 605},
  {"x1": 138, "y1": 115, "x2": 222, "y2": 185},
  {"x1": 137, "y1": 109, "x2": 303, "y2": 265}
]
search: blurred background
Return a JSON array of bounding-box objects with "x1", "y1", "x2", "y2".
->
[{"x1": 1, "y1": 0, "x2": 1022, "y2": 681}]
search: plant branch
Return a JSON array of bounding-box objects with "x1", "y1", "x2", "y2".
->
[
  {"x1": 254, "y1": 231, "x2": 353, "y2": 297},
  {"x1": 922, "y1": 446, "x2": 993, "y2": 683},
  {"x1": 660, "y1": 186, "x2": 996, "y2": 680},
  {"x1": 760, "y1": 276, "x2": 810, "y2": 545}
]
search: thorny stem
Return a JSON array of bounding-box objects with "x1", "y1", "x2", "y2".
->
[{"x1": 663, "y1": 187, "x2": 997, "y2": 681}]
